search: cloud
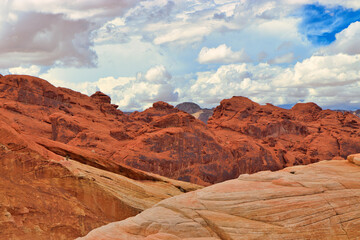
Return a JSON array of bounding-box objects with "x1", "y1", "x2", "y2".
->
[
  {"x1": 119, "y1": 0, "x2": 298, "y2": 46},
  {"x1": 108, "y1": 65, "x2": 178, "y2": 110},
  {"x1": 298, "y1": 3, "x2": 360, "y2": 45},
  {"x1": 188, "y1": 63, "x2": 275, "y2": 105},
  {"x1": 94, "y1": 19, "x2": 130, "y2": 45},
  {"x1": 0, "y1": 12, "x2": 96, "y2": 68},
  {"x1": 10, "y1": 0, "x2": 140, "y2": 20},
  {"x1": 198, "y1": 44, "x2": 251, "y2": 64},
  {"x1": 2, "y1": 0, "x2": 360, "y2": 112},
  {"x1": 0, "y1": 0, "x2": 140, "y2": 69},
  {"x1": 8, "y1": 65, "x2": 41, "y2": 76},
  {"x1": 144, "y1": 65, "x2": 172, "y2": 83},
  {"x1": 319, "y1": 21, "x2": 360, "y2": 55},
  {"x1": 314, "y1": 0, "x2": 360, "y2": 10},
  {"x1": 60, "y1": 65, "x2": 179, "y2": 111},
  {"x1": 186, "y1": 53, "x2": 360, "y2": 108},
  {"x1": 125, "y1": 0, "x2": 175, "y2": 23},
  {"x1": 274, "y1": 54, "x2": 360, "y2": 87},
  {"x1": 268, "y1": 52, "x2": 295, "y2": 64}
]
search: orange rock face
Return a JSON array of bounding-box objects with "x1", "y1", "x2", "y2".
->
[
  {"x1": 1, "y1": 74, "x2": 360, "y2": 238},
  {"x1": 1, "y1": 75, "x2": 360, "y2": 188},
  {"x1": 0, "y1": 75, "x2": 201, "y2": 239},
  {"x1": 78, "y1": 159, "x2": 360, "y2": 240},
  {"x1": 209, "y1": 97, "x2": 360, "y2": 173}
]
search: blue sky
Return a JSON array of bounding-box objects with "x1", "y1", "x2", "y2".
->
[
  {"x1": 1, "y1": 0, "x2": 360, "y2": 111},
  {"x1": 299, "y1": 3, "x2": 360, "y2": 45}
]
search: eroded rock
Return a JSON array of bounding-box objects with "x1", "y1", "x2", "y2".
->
[{"x1": 79, "y1": 159, "x2": 360, "y2": 240}]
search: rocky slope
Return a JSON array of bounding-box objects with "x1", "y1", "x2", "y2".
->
[
  {"x1": 79, "y1": 157, "x2": 360, "y2": 240},
  {"x1": 206, "y1": 97, "x2": 360, "y2": 179},
  {"x1": 0, "y1": 75, "x2": 201, "y2": 239},
  {"x1": 1, "y1": 74, "x2": 360, "y2": 187},
  {"x1": 0, "y1": 145, "x2": 196, "y2": 240}
]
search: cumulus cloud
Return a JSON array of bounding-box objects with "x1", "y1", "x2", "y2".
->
[
  {"x1": 274, "y1": 54, "x2": 360, "y2": 87},
  {"x1": 186, "y1": 52, "x2": 360, "y2": 108},
  {"x1": 319, "y1": 21, "x2": 360, "y2": 55},
  {"x1": 0, "y1": 0, "x2": 140, "y2": 69},
  {"x1": 198, "y1": 44, "x2": 251, "y2": 64},
  {"x1": 188, "y1": 63, "x2": 275, "y2": 105},
  {"x1": 0, "y1": 12, "x2": 97, "y2": 68},
  {"x1": 65, "y1": 65, "x2": 178, "y2": 111},
  {"x1": 8, "y1": 65, "x2": 41, "y2": 76}
]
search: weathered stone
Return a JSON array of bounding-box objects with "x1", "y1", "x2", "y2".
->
[{"x1": 79, "y1": 160, "x2": 360, "y2": 240}]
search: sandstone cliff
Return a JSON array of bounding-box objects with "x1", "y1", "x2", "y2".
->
[
  {"x1": 1, "y1": 75, "x2": 360, "y2": 186},
  {"x1": 79, "y1": 157, "x2": 360, "y2": 240},
  {"x1": 0, "y1": 75, "x2": 201, "y2": 239}
]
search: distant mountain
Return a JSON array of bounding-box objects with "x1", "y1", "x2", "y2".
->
[
  {"x1": 175, "y1": 102, "x2": 214, "y2": 123},
  {"x1": 175, "y1": 102, "x2": 201, "y2": 114}
]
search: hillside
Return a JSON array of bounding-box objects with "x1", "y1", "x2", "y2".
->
[{"x1": 1, "y1": 74, "x2": 360, "y2": 186}]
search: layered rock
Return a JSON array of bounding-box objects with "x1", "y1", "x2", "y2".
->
[
  {"x1": 0, "y1": 145, "x2": 199, "y2": 239},
  {"x1": 78, "y1": 159, "x2": 360, "y2": 240},
  {"x1": 2, "y1": 74, "x2": 360, "y2": 238},
  {"x1": 1, "y1": 75, "x2": 360, "y2": 187},
  {"x1": 206, "y1": 96, "x2": 360, "y2": 180},
  {"x1": 0, "y1": 75, "x2": 201, "y2": 239}
]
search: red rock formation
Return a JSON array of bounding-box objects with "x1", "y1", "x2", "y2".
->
[
  {"x1": 207, "y1": 96, "x2": 360, "y2": 179},
  {"x1": 1, "y1": 75, "x2": 360, "y2": 187},
  {"x1": 0, "y1": 75, "x2": 201, "y2": 239}
]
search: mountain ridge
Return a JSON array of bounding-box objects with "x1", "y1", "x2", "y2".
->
[{"x1": 1, "y1": 74, "x2": 360, "y2": 186}]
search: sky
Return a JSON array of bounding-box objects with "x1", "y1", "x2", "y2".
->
[{"x1": 1, "y1": 0, "x2": 360, "y2": 111}]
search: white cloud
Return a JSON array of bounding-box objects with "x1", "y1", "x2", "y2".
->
[
  {"x1": 187, "y1": 53, "x2": 360, "y2": 108},
  {"x1": 41, "y1": 52, "x2": 360, "y2": 111},
  {"x1": 314, "y1": 0, "x2": 360, "y2": 10},
  {"x1": 10, "y1": 0, "x2": 140, "y2": 20},
  {"x1": 105, "y1": 65, "x2": 178, "y2": 110},
  {"x1": 144, "y1": 65, "x2": 171, "y2": 83},
  {"x1": 319, "y1": 21, "x2": 360, "y2": 55},
  {"x1": 188, "y1": 63, "x2": 275, "y2": 105},
  {"x1": 47, "y1": 65, "x2": 179, "y2": 111},
  {"x1": 120, "y1": 0, "x2": 300, "y2": 46},
  {"x1": 8, "y1": 65, "x2": 41, "y2": 76},
  {"x1": 274, "y1": 54, "x2": 360, "y2": 87},
  {"x1": 198, "y1": 44, "x2": 251, "y2": 64}
]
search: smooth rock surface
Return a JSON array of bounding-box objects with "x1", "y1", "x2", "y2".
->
[{"x1": 79, "y1": 159, "x2": 360, "y2": 240}]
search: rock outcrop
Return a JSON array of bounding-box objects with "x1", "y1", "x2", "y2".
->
[
  {"x1": 78, "y1": 159, "x2": 360, "y2": 240},
  {"x1": 0, "y1": 75, "x2": 201, "y2": 239},
  {"x1": 1, "y1": 74, "x2": 360, "y2": 238},
  {"x1": 206, "y1": 96, "x2": 360, "y2": 181},
  {"x1": 1, "y1": 75, "x2": 360, "y2": 187}
]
